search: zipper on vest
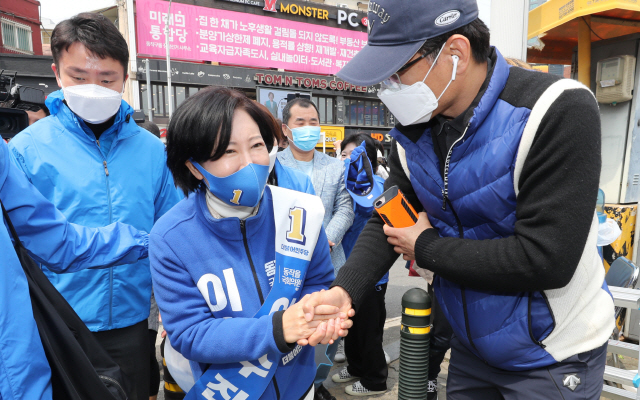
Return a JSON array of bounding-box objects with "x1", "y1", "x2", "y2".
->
[
  {"x1": 446, "y1": 198, "x2": 464, "y2": 239},
  {"x1": 240, "y1": 220, "x2": 265, "y2": 304},
  {"x1": 460, "y1": 288, "x2": 480, "y2": 355},
  {"x1": 527, "y1": 293, "x2": 547, "y2": 349},
  {"x1": 441, "y1": 123, "x2": 471, "y2": 211}
]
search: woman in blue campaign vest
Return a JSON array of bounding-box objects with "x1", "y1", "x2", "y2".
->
[{"x1": 150, "y1": 87, "x2": 349, "y2": 400}]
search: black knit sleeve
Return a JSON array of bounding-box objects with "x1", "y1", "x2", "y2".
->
[
  {"x1": 414, "y1": 87, "x2": 601, "y2": 292},
  {"x1": 331, "y1": 139, "x2": 424, "y2": 309}
]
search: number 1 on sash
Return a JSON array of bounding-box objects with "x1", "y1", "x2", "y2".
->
[{"x1": 286, "y1": 207, "x2": 306, "y2": 245}]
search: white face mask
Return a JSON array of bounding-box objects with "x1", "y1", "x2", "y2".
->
[
  {"x1": 378, "y1": 45, "x2": 458, "y2": 126},
  {"x1": 62, "y1": 83, "x2": 124, "y2": 124}
]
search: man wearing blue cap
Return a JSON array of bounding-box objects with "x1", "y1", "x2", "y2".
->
[{"x1": 301, "y1": 0, "x2": 611, "y2": 399}]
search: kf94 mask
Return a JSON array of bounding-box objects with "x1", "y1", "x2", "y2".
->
[
  {"x1": 63, "y1": 84, "x2": 124, "y2": 124},
  {"x1": 378, "y1": 45, "x2": 459, "y2": 126}
]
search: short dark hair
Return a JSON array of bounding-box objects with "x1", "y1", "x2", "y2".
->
[
  {"x1": 282, "y1": 98, "x2": 319, "y2": 126},
  {"x1": 419, "y1": 19, "x2": 490, "y2": 64},
  {"x1": 341, "y1": 132, "x2": 378, "y2": 172},
  {"x1": 167, "y1": 87, "x2": 276, "y2": 196},
  {"x1": 137, "y1": 120, "x2": 161, "y2": 138},
  {"x1": 373, "y1": 138, "x2": 384, "y2": 154},
  {"x1": 51, "y1": 13, "x2": 129, "y2": 76}
]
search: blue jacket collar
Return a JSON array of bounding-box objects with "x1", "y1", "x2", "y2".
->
[
  {"x1": 45, "y1": 89, "x2": 139, "y2": 142},
  {"x1": 194, "y1": 188, "x2": 270, "y2": 242},
  {"x1": 465, "y1": 47, "x2": 510, "y2": 133}
]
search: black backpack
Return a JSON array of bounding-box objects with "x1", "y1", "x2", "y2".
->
[{"x1": 1, "y1": 202, "x2": 130, "y2": 400}]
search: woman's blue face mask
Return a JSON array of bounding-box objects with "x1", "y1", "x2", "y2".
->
[{"x1": 191, "y1": 160, "x2": 270, "y2": 207}]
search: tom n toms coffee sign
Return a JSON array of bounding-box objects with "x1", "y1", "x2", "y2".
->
[
  {"x1": 255, "y1": 73, "x2": 368, "y2": 92},
  {"x1": 139, "y1": 60, "x2": 376, "y2": 96}
]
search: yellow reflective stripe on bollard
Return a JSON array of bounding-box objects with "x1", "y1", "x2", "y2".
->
[
  {"x1": 404, "y1": 308, "x2": 431, "y2": 316},
  {"x1": 164, "y1": 382, "x2": 184, "y2": 393},
  {"x1": 401, "y1": 324, "x2": 431, "y2": 334}
]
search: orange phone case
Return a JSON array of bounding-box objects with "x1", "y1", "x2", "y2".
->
[{"x1": 373, "y1": 186, "x2": 419, "y2": 228}]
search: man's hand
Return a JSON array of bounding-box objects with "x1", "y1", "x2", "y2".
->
[
  {"x1": 297, "y1": 287, "x2": 355, "y2": 346},
  {"x1": 283, "y1": 295, "x2": 344, "y2": 344},
  {"x1": 383, "y1": 212, "x2": 433, "y2": 261},
  {"x1": 328, "y1": 240, "x2": 335, "y2": 252}
]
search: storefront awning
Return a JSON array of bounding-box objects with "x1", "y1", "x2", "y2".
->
[{"x1": 528, "y1": 0, "x2": 640, "y2": 64}]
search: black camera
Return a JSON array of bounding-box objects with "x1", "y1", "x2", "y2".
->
[{"x1": 0, "y1": 70, "x2": 47, "y2": 140}]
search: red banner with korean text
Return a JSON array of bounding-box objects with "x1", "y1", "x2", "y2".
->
[{"x1": 136, "y1": 0, "x2": 367, "y2": 75}]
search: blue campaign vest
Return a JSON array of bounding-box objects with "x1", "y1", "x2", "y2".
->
[
  {"x1": 184, "y1": 186, "x2": 325, "y2": 399},
  {"x1": 391, "y1": 49, "x2": 556, "y2": 371}
]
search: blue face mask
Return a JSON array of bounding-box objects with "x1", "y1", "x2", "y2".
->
[
  {"x1": 191, "y1": 160, "x2": 270, "y2": 207},
  {"x1": 289, "y1": 125, "x2": 321, "y2": 152}
]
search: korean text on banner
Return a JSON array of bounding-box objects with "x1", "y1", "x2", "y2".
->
[{"x1": 136, "y1": 0, "x2": 368, "y2": 75}]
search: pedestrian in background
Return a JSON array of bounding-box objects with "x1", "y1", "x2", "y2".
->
[
  {"x1": 277, "y1": 98, "x2": 354, "y2": 272},
  {"x1": 9, "y1": 13, "x2": 181, "y2": 400}
]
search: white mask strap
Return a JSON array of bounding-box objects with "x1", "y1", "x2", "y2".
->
[
  {"x1": 422, "y1": 43, "x2": 447, "y2": 84},
  {"x1": 268, "y1": 144, "x2": 278, "y2": 173},
  {"x1": 436, "y1": 55, "x2": 459, "y2": 102}
]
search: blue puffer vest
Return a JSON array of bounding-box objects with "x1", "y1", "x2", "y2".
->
[{"x1": 391, "y1": 49, "x2": 557, "y2": 371}]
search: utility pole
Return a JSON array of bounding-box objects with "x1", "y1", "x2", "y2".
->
[
  {"x1": 145, "y1": 59, "x2": 153, "y2": 122},
  {"x1": 165, "y1": 0, "x2": 173, "y2": 118}
]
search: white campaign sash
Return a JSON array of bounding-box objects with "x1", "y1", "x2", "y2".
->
[{"x1": 171, "y1": 186, "x2": 324, "y2": 399}]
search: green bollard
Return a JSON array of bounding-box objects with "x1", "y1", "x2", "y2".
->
[{"x1": 398, "y1": 287, "x2": 431, "y2": 400}]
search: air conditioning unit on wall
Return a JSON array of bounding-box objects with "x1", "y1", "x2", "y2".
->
[{"x1": 337, "y1": 3, "x2": 349, "y2": 8}]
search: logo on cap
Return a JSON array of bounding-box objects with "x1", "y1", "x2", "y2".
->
[{"x1": 435, "y1": 10, "x2": 461, "y2": 26}]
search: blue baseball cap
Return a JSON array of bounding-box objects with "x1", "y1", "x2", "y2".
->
[
  {"x1": 344, "y1": 141, "x2": 384, "y2": 208},
  {"x1": 337, "y1": 0, "x2": 479, "y2": 86}
]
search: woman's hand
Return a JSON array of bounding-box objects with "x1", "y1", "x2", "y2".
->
[{"x1": 282, "y1": 294, "x2": 344, "y2": 345}]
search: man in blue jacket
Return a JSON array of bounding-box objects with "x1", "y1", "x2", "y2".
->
[
  {"x1": 0, "y1": 137, "x2": 150, "y2": 399},
  {"x1": 9, "y1": 13, "x2": 181, "y2": 400},
  {"x1": 302, "y1": 0, "x2": 612, "y2": 399}
]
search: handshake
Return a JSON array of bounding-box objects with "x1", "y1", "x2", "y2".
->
[{"x1": 281, "y1": 286, "x2": 355, "y2": 347}]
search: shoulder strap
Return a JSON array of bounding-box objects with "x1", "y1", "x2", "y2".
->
[
  {"x1": 513, "y1": 79, "x2": 593, "y2": 196},
  {"x1": 396, "y1": 142, "x2": 411, "y2": 180}
]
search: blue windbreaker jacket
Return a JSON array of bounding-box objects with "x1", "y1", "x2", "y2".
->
[
  {"x1": 150, "y1": 187, "x2": 335, "y2": 400},
  {"x1": 0, "y1": 138, "x2": 149, "y2": 399},
  {"x1": 9, "y1": 90, "x2": 181, "y2": 331}
]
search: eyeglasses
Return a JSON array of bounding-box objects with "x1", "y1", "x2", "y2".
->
[{"x1": 381, "y1": 52, "x2": 429, "y2": 89}]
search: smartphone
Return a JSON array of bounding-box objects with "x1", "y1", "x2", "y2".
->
[{"x1": 373, "y1": 186, "x2": 418, "y2": 228}]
